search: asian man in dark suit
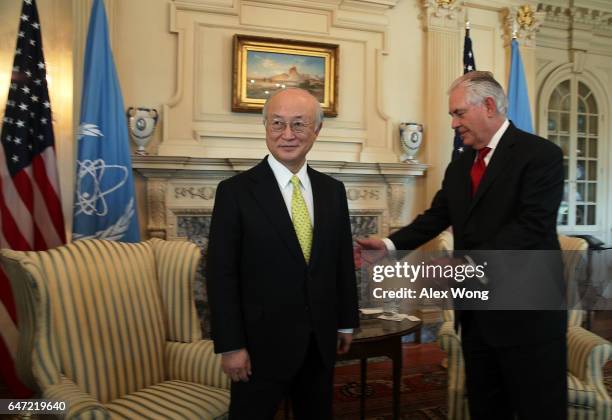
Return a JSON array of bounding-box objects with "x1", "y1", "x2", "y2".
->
[
  {"x1": 356, "y1": 71, "x2": 566, "y2": 419},
  {"x1": 206, "y1": 88, "x2": 359, "y2": 420}
]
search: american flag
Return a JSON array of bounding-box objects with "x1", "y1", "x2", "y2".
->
[
  {"x1": 0, "y1": 0, "x2": 65, "y2": 396},
  {"x1": 452, "y1": 27, "x2": 476, "y2": 160}
]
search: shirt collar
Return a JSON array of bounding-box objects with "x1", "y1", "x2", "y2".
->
[
  {"x1": 267, "y1": 154, "x2": 310, "y2": 189},
  {"x1": 486, "y1": 119, "x2": 510, "y2": 152}
]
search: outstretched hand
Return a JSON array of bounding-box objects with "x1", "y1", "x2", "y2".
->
[{"x1": 354, "y1": 238, "x2": 388, "y2": 269}]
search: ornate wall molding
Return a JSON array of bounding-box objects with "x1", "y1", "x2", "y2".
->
[
  {"x1": 504, "y1": 4, "x2": 546, "y2": 47},
  {"x1": 422, "y1": 0, "x2": 463, "y2": 30},
  {"x1": 147, "y1": 179, "x2": 168, "y2": 239},
  {"x1": 163, "y1": 0, "x2": 399, "y2": 163},
  {"x1": 536, "y1": 2, "x2": 612, "y2": 55}
]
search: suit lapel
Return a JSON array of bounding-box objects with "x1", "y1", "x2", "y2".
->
[
  {"x1": 307, "y1": 166, "x2": 329, "y2": 269},
  {"x1": 467, "y1": 124, "x2": 517, "y2": 215},
  {"x1": 248, "y1": 158, "x2": 306, "y2": 265},
  {"x1": 461, "y1": 149, "x2": 476, "y2": 199}
]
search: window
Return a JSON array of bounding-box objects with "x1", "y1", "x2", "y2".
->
[{"x1": 547, "y1": 79, "x2": 601, "y2": 229}]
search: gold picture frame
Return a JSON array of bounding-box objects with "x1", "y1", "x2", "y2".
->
[{"x1": 232, "y1": 34, "x2": 338, "y2": 117}]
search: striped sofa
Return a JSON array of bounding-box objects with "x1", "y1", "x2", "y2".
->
[
  {"x1": 436, "y1": 235, "x2": 612, "y2": 420},
  {"x1": 1, "y1": 239, "x2": 230, "y2": 419}
]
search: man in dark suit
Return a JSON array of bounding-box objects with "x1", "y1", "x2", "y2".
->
[
  {"x1": 206, "y1": 88, "x2": 359, "y2": 419},
  {"x1": 357, "y1": 71, "x2": 566, "y2": 419}
]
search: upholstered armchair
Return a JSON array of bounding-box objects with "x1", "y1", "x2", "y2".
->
[
  {"x1": 437, "y1": 235, "x2": 612, "y2": 420},
  {"x1": 1, "y1": 239, "x2": 230, "y2": 419}
]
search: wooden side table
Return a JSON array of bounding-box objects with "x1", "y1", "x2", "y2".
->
[{"x1": 336, "y1": 317, "x2": 422, "y2": 420}]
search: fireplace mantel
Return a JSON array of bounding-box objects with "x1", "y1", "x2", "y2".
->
[{"x1": 132, "y1": 155, "x2": 429, "y2": 240}]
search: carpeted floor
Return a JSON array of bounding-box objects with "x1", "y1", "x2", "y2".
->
[
  {"x1": 2, "y1": 343, "x2": 612, "y2": 420},
  {"x1": 332, "y1": 343, "x2": 447, "y2": 420}
]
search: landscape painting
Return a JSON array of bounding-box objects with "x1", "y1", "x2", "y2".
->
[
  {"x1": 246, "y1": 51, "x2": 325, "y2": 102},
  {"x1": 232, "y1": 35, "x2": 338, "y2": 116}
]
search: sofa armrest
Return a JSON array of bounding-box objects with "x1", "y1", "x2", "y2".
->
[
  {"x1": 44, "y1": 375, "x2": 109, "y2": 419},
  {"x1": 438, "y1": 321, "x2": 462, "y2": 356},
  {"x1": 166, "y1": 340, "x2": 230, "y2": 390},
  {"x1": 567, "y1": 325, "x2": 612, "y2": 396}
]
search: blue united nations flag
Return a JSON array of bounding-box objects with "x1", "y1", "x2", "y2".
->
[
  {"x1": 73, "y1": 0, "x2": 140, "y2": 242},
  {"x1": 507, "y1": 38, "x2": 534, "y2": 133}
]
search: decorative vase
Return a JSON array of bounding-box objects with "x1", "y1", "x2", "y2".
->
[
  {"x1": 399, "y1": 122, "x2": 423, "y2": 162},
  {"x1": 127, "y1": 107, "x2": 158, "y2": 155}
]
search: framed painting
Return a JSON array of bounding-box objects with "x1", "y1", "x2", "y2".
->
[{"x1": 232, "y1": 34, "x2": 338, "y2": 117}]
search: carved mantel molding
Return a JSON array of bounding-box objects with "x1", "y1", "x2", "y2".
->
[{"x1": 132, "y1": 156, "x2": 428, "y2": 239}]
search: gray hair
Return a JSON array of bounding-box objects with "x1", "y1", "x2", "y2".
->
[
  {"x1": 262, "y1": 87, "x2": 324, "y2": 127},
  {"x1": 448, "y1": 71, "x2": 508, "y2": 115}
]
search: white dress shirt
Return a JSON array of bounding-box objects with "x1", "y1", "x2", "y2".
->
[{"x1": 267, "y1": 154, "x2": 314, "y2": 225}]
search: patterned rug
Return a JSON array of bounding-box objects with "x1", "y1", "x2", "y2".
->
[
  {"x1": 332, "y1": 343, "x2": 447, "y2": 420},
  {"x1": 331, "y1": 344, "x2": 612, "y2": 420}
]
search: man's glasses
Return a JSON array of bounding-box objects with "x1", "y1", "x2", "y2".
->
[{"x1": 266, "y1": 119, "x2": 312, "y2": 133}]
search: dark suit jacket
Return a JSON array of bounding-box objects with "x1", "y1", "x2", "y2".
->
[
  {"x1": 389, "y1": 122, "x2": 566, "y2": 346},
  {"x1": 206, "y1": 157, "x2": 359, "y2": 380}
]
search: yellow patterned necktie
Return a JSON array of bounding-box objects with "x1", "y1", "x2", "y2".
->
[{"x1": 290, "y1": 175, "x2": 313, "y2": 262}]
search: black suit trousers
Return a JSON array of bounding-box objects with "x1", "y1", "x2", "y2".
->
[
  {"x1": 228, "y1": 334, "x2": 334, "y2": 420},
  {"x1": 461, "y1": 314, "x2": 567, "y2": 420}
]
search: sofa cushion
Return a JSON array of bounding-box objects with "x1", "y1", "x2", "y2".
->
[{"x1": 104, "y1": 380, "x2": 230, "y2": 419}]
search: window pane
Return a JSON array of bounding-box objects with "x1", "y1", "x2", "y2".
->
[
  {"x1": 548, "y1": 113, "x2": 559, "y2": 132},
  {"x1": 561, "y1": 95, "x2": 570, "y2": 111},
  {"x1": 588, "y1": 138, "x2": 597, "y2": 158},
  {"x1": 576, "y1": 160, "x2": 585, "y2": 180},
  {"x1": 587, "y1": 205, "x2": 596, "y2": 225},
  {"x1": 577, "y1": 114, "x2": 586, "y2": 134},
  {"x1": 587, "y1": 183, "x2": 597, "y2": 202},
  {"x1": 586, "y1": 94, "x2": 598, "y2": 114},
  {"x1": 557, "y1": 202, "x2": 568, "y2": 225},
  {"x1": 576, "y1": 205, "x2": 584, "y2": 225},
  {"x1": 578, "y1": 82, "x2": 590, "y2": 99},
  {"x1": 589, "y1": 116, "x2": 598, "y2": 135},
  {"x1": 588, "y1": 161, "x2": 597, "y2": 181},
  {"x1": 562, "y1": 183, "x2": 568, "y2": 201},
  {"x1": 549, "y1": 90, "x2": 562, "y2": 110},
  {"x1": 577, "y1": 138, "x2": 585, "y2": 157},
  {"x1": 561, "y1": 112, "x2": 570, "y2": 132},
  {"x1": 559, "y1": 80, "x2": 570, "y2": 95},
  {"x1": 576, "y1": 183, "x2": 585, "y2": 202},
  {"x1": 559, "y1": 136, "x2": 569, "y2": 156},
  {"x1": 578, "y1": 98, "x2": 586, "y2": 113},
  {"x1": 563, "y1": 161, "x2": 569, "y2": 181}
]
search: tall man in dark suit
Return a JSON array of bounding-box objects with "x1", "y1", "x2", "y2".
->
[
  {"x1": 206, "y1": 88, "x2": 359, "y2": 419},
  {"x1": 357, "y1": 71, "x2": 566, "y2": 419}
]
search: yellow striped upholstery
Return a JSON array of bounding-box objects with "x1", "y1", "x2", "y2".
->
[
  {"x1": 105, "y1": 380, "x2": 229, "y2": 419},
  {"x1": 1, "y1": 239, "x2": 229, "y2": 420},
  {"x1": 436, "y1": 235, "x2": 612, "y2": 420},
  {"x1": 45, "y1": 375, "x2": 108, "y2": 419},
  {"x1": 166, "y1": 341, "x2": 230, "y2": 390},
  {"x1": 568, "y1": 371, "x2": 597, "y2": 417},
  {"x1": 151, "y1": 238, "x2": 202, "y2": 343}
]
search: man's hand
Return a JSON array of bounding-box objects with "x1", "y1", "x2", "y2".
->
[
  {"x1": 354, "y1": 238, "x2": 388, "y2": 268},
  {"x1": 221, "y1": 349, "x2": 252, "y2": 382},
  {"x1": 337, "y1": 332, "x2": 353, "y2": 355}
]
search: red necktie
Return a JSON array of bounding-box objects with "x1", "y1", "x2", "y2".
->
[{"x1": 470, "y1": 147, "x2": 491, "y2": 196}]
